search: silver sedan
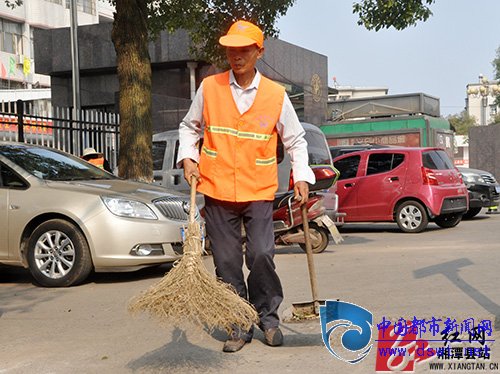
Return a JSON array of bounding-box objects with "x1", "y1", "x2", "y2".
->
[{"x1": 0, "y1": 142, "x2": 194, "y2": 287}]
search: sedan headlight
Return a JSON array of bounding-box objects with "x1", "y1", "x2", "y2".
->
[
  {"x1": 101, "y1": 196, "x2": 158, "y2": 220},
  {"x1": 460, "y1": 172, "x2": 484, "y2": 184}
]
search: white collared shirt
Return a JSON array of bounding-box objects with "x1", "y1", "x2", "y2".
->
[{"x1": 177, "y1": 70, "x2": 315, "y2": 184}]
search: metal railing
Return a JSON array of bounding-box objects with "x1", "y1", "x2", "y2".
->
[{"x1": 0, "y1": 99, "x2": 120, "y2": 171}]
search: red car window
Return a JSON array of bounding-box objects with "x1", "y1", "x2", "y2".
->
[
  {"x1": 334, "y1": 155, "x2": 361, "y2": 180},
  {"x1": 367, "y1": 153, "x2": 405, "y2": 175},
  {"x1": 422, "y1": 150, "x2": 454, "y2": 170}
]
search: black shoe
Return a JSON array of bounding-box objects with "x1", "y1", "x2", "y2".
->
[
  {"x1": 264, "y1": 327, "x2": 283, "y2": 347},
  {"x1": 223, "y1": 337, "x2": 249, "y2": 353}
]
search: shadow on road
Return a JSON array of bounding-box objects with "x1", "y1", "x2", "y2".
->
[
  {"x1": 127, "y1": 325, "x2": 324, "y2": 373},
  {"x1": 0, "y1": 287, "x2": 63, "y2": 317},
  {"x1": 462, "y1": 215, "x2": 491, "y2": 222},
  {"x1": 127, "y1": 328, "x2": 228, "y2": 373},
  {"x1": 87, "y1": 262, "x2": 176, "y2": 284},
  {"x1": 275, "y1": 245, "x2": 305, "y2": 255},
  {"x1": 0, "y1": 266, "x2": 55, "y2": 318},
  {"x1": 414, "y1": 258, "x2": 500, "y2": 329},
  {"x1": 335, "y1": 235, "x2": 373, "y2": 246},
  {"x1": 275, "y1": 236, "x2": 373, "y2": 253},
  {"x1": 204, "y1": 323, "x2": 324, "y2": 347},
  {"x1": 338, "y1": 223, "x2": 448, "y2": 234},
  {"x1": 0, "y1": 262, "x2": 178, "y2": 287},
  {"x1": 280, "y1": 323, "x2": 325, "y2": 347},
  {"x1": 0, "y1": 265, "x2": 33, "y2": 285}
]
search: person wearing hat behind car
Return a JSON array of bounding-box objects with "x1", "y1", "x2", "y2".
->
[
  {"x1": 177, "y1": 20, "x2": 315, "y2": 352},
  {"x1": 81, "y1": 147, "x2": 112, "y2": 173}
]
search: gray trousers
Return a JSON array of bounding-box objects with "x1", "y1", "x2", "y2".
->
[{"x1": 204, "y1": 196, "x2": 283, "y2": 335}]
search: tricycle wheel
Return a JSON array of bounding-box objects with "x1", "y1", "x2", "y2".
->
[{"x1": 299, "y1": 222, "x2": 329, "y2": 254}]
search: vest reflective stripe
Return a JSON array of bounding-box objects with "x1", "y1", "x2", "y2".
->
[
  {"x1": 206, "y1": 126, "x2": 238, "y2": 137},
  {"x1": 256, "y1": 156, "x2": 276, "y2": 165},
  {"x1": 198, "y1": 71, "x2": 285, "y2": 202},
  {"x1": 207, "y1": 126, "x2": 272, "y2": 141},
  {"x1": 202, "y1": 146, "x2": 217, "y2": 158}
]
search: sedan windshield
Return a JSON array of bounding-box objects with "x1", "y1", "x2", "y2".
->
[{"x1": 0, "y1": 144, "x2": 117, "y2": 181}]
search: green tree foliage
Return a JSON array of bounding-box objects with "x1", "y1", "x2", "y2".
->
[
  {"x1": 492, "y1": 46, "x2": 500, "y2": 107},
  {"x1": 353, "y1": 0, "x2": 435, "y2": 31},
  {"x1": 4, "y1": 0, "x2": 22, "y2": 8},
  {"x1": 448, "y1": 111, "x2": 477, "y2": 135},
  {"x1": 494, "y1": 46, "x2": 500, "y2": 80},
  {"x1": 108, "y1": 0, "x2": 295, "y2": 181},
  {"x1": 491, "y1": 113, "x2": 500, "y2": 125},
  {"x1": 112, "y1": 0, "x2": 440, "y2": 180},
  {"x1": 8, "y1": 0, "x2": 443, "y2": 180},
  {"x1": 147, "y1": 0, "x2": 296, "y2": 67}
]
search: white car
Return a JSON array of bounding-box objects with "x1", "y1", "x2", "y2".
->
[{"x1": 0, "y1": 142, "x2": 195, "y2": 287}]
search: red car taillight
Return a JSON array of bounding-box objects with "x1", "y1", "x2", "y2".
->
[{"x1": 421, "y1": 167, "x2": 439, "y2": 185}]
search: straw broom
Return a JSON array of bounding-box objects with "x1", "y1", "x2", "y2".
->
[{"x1": 129, "y1": 176, "x2": 259, "y2": 334}]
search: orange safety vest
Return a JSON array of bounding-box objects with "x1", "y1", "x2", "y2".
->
[
  {"x1": 87, "y1": 157, "x2": 105, "y2": 169},
  {"x1": 198, "y1": 71, "x2": 285, "y2": 202}
]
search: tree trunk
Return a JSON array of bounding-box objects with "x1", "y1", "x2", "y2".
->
[{"x1": 111, "y1": 0, "x2": 152, "y2": 182}]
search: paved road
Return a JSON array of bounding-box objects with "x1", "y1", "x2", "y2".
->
[{"x1": 1, "y1": 211, "x2": 500, "y2": 373}]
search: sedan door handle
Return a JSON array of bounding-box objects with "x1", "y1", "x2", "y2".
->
[
  {"x1": 389, "y1": 177, "x2": 399, "y2": 182},
  {"x1": 345, "y1": 182, "x2": 355, "y2": 188}
]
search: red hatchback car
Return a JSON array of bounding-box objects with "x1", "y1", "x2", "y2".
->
[{"x1": 333, "y1": 147, "x2": 469, "y2": 233}]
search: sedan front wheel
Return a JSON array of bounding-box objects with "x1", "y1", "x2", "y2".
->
[{"x1": 27, "y1": 219, "x2": 93, "y2": 287}]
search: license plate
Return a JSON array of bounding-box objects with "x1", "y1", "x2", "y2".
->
[{"x1": 180, "y1": 226, "x2": 186, "y2": 241}]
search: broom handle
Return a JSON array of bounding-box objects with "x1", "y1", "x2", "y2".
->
[
  {"x1": 301, "y1": 203, "x2": 320, "y2": 313},
  {"x1": 189, "y1": 175, "x2": 197, "y2": 224}
]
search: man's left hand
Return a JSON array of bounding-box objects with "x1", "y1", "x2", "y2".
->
[{"x1": 294, "y1": 181, "x2": 309, "y2": 205}]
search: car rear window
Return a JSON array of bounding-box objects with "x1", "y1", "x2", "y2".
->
[
  {"x1": 152, "y1": 141, "x2": 167, "y2": 170},
  {"x1": 304, "y1": 131, "x2": 331, "y2": 165},
  {"x1": 367, "y1": 153, "x2": 405, "y2": 175},
  {"x1": 422, "y1": 150, "x2": 454, "y2": 170},
  {"x1": 334, "y1": 155, "x2": 361, "y2": 180}
]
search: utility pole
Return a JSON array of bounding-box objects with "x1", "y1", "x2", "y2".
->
[{"x1": 69, "y1": 0, "x2": 81, "y2": 112}]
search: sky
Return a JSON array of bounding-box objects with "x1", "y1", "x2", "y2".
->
[{"x1": 276, "y1": 0, "x2": 500, "y2": 117}]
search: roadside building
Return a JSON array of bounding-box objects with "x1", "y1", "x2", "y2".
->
[
  {"x1": 0, "y1": 0, "x2": 113, "y2": 110},
  {"x1": 33, "y1": 23, "x2": 329, "y2": 132},
  {"x1": 328, "y1": 85, "x2": 388, "y2": 102},
  {"x1": 321, "y1": 92, "x2": 455, "y2": 159},
  {"x1": 451, "y1": 75, "x2": 500, "y2": 167},
  {"x1": 328, "y1": 85, "x2": 388, "y2": 122},
  {"x1": 466, "y1": 74, "x2": 500, "y2": 126},
  {"x1": 453, "y1": 135, "x2": 469, "y2": 167}
]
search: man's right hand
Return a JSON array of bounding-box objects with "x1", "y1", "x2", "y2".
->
[{"x1": 182, "y1": 158, "x2": 200, "y2": 185}]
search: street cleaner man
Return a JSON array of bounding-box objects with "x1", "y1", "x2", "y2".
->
[{"x1": 177, "y1": 20, "x2": 315, "y2": 353}]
